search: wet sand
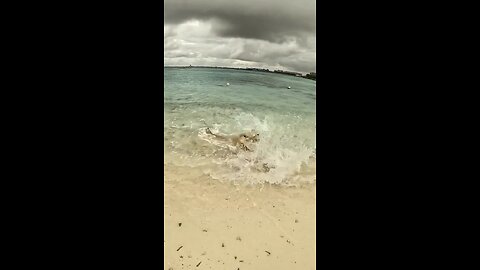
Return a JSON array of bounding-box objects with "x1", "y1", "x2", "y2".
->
[{"x1": 164, "y1": 166, "x2": 316, "y2": 270}]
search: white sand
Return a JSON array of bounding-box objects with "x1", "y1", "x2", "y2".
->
[{"x1": 164, "y1": 166, "x2": 316, "y2": 270}]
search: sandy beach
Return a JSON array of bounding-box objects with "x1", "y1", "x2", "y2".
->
[{"x1": 164, "y1": 166, "x2": 316, "y2": 270}]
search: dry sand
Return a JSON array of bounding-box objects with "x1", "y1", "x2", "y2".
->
[{"x1": 164, "y1": 166, "x2": 316, "y2": 270}]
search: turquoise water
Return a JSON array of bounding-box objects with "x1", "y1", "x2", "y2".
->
[{"x1": 164, "y1": 67, "x2": 316, "y2": 186}]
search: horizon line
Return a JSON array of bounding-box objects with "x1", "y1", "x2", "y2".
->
[{"x1": 163, "y1": 65, "x2": 316, "y2": 75}]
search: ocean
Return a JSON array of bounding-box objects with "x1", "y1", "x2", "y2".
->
[{"x1": 164, "y1": 67, "x2": 316, "y2": 186}]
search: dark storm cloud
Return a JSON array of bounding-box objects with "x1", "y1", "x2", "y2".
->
[
  {"x1": 164, "y1": 0, "x2": 316, "y2": 73},
  {"x1": 164, "y1": 0, "x2": 315, "y2": 42}
]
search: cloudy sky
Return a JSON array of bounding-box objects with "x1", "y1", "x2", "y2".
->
[{"x1": 164, "y1": 0, "x2": 316, "y2": 74}]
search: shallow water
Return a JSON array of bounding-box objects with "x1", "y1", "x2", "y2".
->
[{"x1": 164, "y1": 67, "x2": 316, "y2": 186}]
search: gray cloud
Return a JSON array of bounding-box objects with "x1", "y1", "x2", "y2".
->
[{"x1": 164, "y1": 0, "x2": 316, "y2": 73}]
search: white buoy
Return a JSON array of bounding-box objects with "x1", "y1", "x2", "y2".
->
[
  {"x1": 226, "y1": 82, "x2": 230, "y2": 86},
  {"x1": 287, "y1": 86, "x2": 291, "y2": 89}
]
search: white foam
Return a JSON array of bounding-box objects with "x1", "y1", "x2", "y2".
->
[{"x1": 185, "y1": 112, "x2": 317, "y2": 186}]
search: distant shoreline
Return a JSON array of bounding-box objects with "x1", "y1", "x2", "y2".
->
[{"x1": 164, "y1": 65, "x2": 316, "y2": 81}]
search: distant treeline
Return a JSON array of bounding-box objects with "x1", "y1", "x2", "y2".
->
[{"x1": 165, "y1": 65, "x2": 316, "y2": 80}]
